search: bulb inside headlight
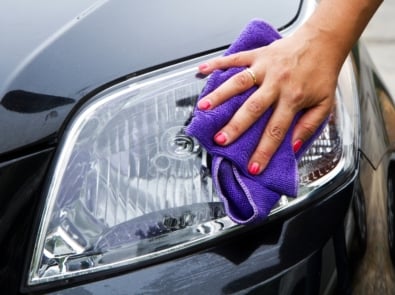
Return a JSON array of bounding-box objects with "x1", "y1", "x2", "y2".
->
[{"x1": 28, "y1": 53, "x2": 358, "y2": 285}]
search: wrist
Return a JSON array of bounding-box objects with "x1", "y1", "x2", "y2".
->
[
  {"x1": 296, "y1": 0, "x2": 383, "y2": 73},
  {"x1": 294, "y1": 22, "x2": 348, "y2": 75}
]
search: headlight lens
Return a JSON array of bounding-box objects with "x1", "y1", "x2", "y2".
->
[{"x1": 28, "y1": 53, "x2": 358, "y2": 285}]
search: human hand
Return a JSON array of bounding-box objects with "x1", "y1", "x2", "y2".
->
[{"x1": 197, "y1": 25, "x2": 342, "y2": 175}]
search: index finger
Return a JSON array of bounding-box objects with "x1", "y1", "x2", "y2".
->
[
  {"x1": 198, "y1": 68, "x2": 259, "y2": 110},
  {"x1": 198, "y1": 50, "x2": 256, "y2": 75}
]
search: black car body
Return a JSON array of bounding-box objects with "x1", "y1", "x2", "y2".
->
[{"x1": 1, "y1": 0, "x2": 394, "y2": 294}]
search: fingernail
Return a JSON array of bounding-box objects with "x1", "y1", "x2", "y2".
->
[
  {"x1": 248, "y1": 162, "x2": 260, "y2": 175},
  {"x1": 214, "y1": 132, "x2": 227, "y2": 145},
  {"x1": 198, "y1": 100, "x2": 211, "y2": 110},
  {"x1": 199, "y1": 63, "x2": 209, "y2": 72},
  {"x1": 293, "y1": 139, "x2": 303, "y2": 153}
]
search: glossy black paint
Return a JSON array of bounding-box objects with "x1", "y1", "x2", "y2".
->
[
  {"x1": 0, "y1": 149, "x2": 55, "y2": 294},
  {"x1": 1, "y1": 0, "x2": 395, "y2": 294},
  {"x1": 0, "y1": 0, "x2": 300, "y2": 157}
]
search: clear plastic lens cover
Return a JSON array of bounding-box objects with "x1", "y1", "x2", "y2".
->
[{"x1": 28, "y1": 56, "x2": 358, "y2": 285}]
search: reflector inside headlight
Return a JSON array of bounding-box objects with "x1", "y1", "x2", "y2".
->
[{"x1": 28, "y1": 54, "x2": 358, "y2": 285}]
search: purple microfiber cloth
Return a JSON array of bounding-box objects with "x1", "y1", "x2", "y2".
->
[{"x1": 186, "y1": 19, "x2": 326, "y2": 224}]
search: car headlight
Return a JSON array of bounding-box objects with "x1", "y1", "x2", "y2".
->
[{"x1": 27, "y1": 52, "x2": 358, "y2": 286}]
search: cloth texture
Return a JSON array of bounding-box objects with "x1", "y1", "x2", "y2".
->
[{"x1": 186, "y1": 19, "x2": 326, "y2": 224}]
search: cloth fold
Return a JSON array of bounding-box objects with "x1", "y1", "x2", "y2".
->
[{"x1": 186, "y1": 19, "x2": 325, "y2": 224}]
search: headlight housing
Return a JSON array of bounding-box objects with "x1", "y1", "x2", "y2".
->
[{"x1": 27, "y1": 52, "x2": 358, "y2": 286}]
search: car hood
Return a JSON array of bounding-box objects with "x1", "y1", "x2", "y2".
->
[{"x1": 0, "y1": 0, "x2": 301, "y2": 158}]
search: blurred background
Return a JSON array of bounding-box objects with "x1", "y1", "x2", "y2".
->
[
  {"x1": 353, "y1": 1, "x2": 395, "y2": 293},
  {"x1": 363, "y1": 0, "x2": 395, "y2": 97}
]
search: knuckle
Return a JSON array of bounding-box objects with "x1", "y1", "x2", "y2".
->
[
  {"x1": 254, "y1": 147, "x2": 272, "y2": 163},
  {"x1": 210, "y1": 88, "x2": 224, "y2": 102},
  {"x1": 246, "y1": 99, "x2": 265, "y2": 118},
  {"x1": 230, "y1": 54, "x2": 242, "y2": 65},
  {"x1": 276, "y1": 68, "x2": 291, "y2": 83},
  {"x1": 286, "y1": 89, "x2": 304, "y2": 111},
  {"x1": 226, "y1": 122, "x2": 242, "y2": 134},
  {"x1": 234, "y1": 72, "x2": 251, "y2": 89},
  {"x1": 290, "y1": 88, "x2": 304, "y2": 103},
  {"x1": 266, "y1": 125, "x2": 286, "y2": 143},
  {"x1": 300, "y1": 121, "x2": 318, "y2": 137}
]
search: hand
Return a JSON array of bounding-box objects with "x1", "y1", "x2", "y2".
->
[{"x1": 197, "y1": 25, "x2": 342, "y2": 175}]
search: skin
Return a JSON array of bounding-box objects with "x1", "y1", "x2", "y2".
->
[{"x1": 197, "y1": 0, "x2": 383, "y2": 175}]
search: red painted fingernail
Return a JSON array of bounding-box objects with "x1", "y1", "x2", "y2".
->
[
  {"x1": 248, "y1": 162, "x2": 260, "y2": 175},
  {"x1": 293, "y1": 139, "x2": 303, "y2": 153},
  {"x1": 214, "y1": 132, "x2": 227, "y2": 145},
  {"x1": 199, "y1": 63, "x2": 209, "y2": 72},
  {"x1": 198, "y1": 100, "x2": 211, "y2": 110}
]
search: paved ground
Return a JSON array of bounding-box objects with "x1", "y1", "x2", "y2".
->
[{"x1": 362, "y1": 1, "x2": 395, "y2": 96}]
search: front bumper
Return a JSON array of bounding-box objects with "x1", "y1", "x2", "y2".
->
[{"x1": 40, "y1": 164, "x2": 357, "y2": 295}]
